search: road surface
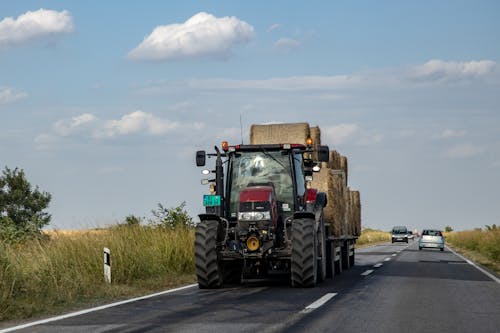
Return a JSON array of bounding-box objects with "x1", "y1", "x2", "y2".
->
[{"x1": 2, "y1": 241, "x2": 499, "y2": 333}]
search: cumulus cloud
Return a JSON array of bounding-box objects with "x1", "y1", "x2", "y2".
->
[
  {"x1": 267, "y1": 24, "x2": 281, "y2": 32},
  {"x1": 0, "y1": 8, "x2": 74, "y2": 48},
  {"x1": 274, "y1": 38, "x2": 301, "y2": 52},
  {"x1": 438, "y1": 129, "x2": 467, "y2": 139},
  {"x1": 444, "y1": 143, "x2": 486, "y2": 159},
  {"x1": 53, "y1": 113, "x2": 97, "y2": 136},
  {"x1": 411, "y1": 60, "x2": 496, "y2": 82},
  {"x1": 101, "y1": 111, "x2": 179, "y2": 137},
  {"x1": 0, "y1": 86, "x2": 27, "y2": 104},
  {"x1": 322, "y1": 124, "x2": 360, "y2": 146},
  {"x1": 128, "y1": 12, "x2": 254, "y2": 62}
]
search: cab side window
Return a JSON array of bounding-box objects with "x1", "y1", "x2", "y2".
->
[{"x1": 293, "y1": 153, "x2": 306, "y2": 206}]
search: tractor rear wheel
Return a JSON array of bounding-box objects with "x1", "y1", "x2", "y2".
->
[
  {"x1": 291, "y1": 218, "x2": 317, "y2": 287},
  {"x1": 195, "y1": 220, "x2": 223, "y2": 289}
]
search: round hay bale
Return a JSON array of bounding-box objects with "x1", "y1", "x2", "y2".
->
[{"x1": 250, "y1": 123, "x2": 310, "y2": 145}]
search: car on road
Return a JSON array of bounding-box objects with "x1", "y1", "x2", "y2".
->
[
  {"x1": 407, "y1": 231, "x2": 415, "y2": 241},
  {"x1": 419, "y1": 229, "x2": 445, "y2": 251},
  {"x1": 391, "y1": 226, "x2": 408, "y2": 243}
]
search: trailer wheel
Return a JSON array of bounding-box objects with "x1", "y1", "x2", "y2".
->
[
  {"x1": 291, "y1": 218, "x2": 317, "y2": 287},
  {"x1": 341, "y1": 241, "x2": 351, "y2": 270},
  {"x1": 326, "y1": 239, "x2": 335, "y2": 279},
  {"x1": 349, "y1": 242, "x2": 355, "y2": 267},
  {"x1": 195, "y1": 220, "x2": 223, "y2": 289}
]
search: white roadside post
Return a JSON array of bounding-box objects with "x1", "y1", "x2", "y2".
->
[{"x1": 104, "y1": 247, "x2": 111, "y2": 283}]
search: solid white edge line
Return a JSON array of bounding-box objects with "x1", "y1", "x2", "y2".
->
[
  {"x1": 446, "y1": 246, "x2": 500, "y2": 284},
  {"x1": 304, "y1": 293, "x2": 338, "y2": 310},
  {"x1": 361, "y1": 270, "x2": 374, "y2": 276},
  {"x1": 0, "y1": 283, "x2": 198, "y2": 333}
]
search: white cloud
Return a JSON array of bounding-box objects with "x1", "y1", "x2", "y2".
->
[
  {"x1": 444, "y1": 143, "x2": 486, "y2": 159},
  {"x1": 102, "y1": 111, "x2": 179, "y2": 137},
  {"x1": 322, "y1": 124, "x2": 360, "y2": 146},
  {"x1": 53, "y1": 113, "x2": 97, "y2": 136},
  {"x1": 0, "y1": 86, "x2": 27, "y2": 104},
  {"x1": 128, "y1": 12, "x2": 254, "y2": 62},
  {"x1": 267, "y1": 24, "x2": 281, "y2": 32},
  {"x1": 411, "y1": 60, "x2": 496, "y2": 82},
  {"x1": 438, "y1": 129, "x2": 467, "y2": 139},
  {"x1": 0, "y1": 9, "x2": 74, "y2": 48},
  {"x1": 274, "y1": 38, "x2": 301, "y2": 52}
]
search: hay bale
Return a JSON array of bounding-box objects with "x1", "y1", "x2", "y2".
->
[
  {"x1": 328, "y1": 150, "x2": 341, "y2": 170},
  {"x1": 250, "y1": 123, "x2": 310, "y2": 145},
  {"x1": 340, "y1": 155, "x2": 348, "y2": 185},
  {"x1": 310, "y1": 126, "x2": 321, "y2": 160},
  {"x1": 344, "y1": 188, "x2": 352, "y2": 236},
  {"x1": 351, "y1": 191, "x2": 361, "y2": 236},
  {"x1": 311, "y1": 168, "x2": 345, "y2": 237}
]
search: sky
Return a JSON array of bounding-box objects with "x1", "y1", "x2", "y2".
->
[{"x1": 1, "y1": 1, "x2": 499, "y2": 232}]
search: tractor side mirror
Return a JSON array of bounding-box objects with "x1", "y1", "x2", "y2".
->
[
  {"x1": 196, "y1": 150, "x2": 206, "y2": 167},
  {"x1": 318, "y1": 145, "x2": 329, "y2": 162}
]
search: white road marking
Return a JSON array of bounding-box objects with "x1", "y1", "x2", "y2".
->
[
  {"x1": 446, "y1": 246, "x2": 500, "y2": 284},
  {"x1": 361, "y1": 270, "x2": 374, "y2": 276},
  {"x1": 0, "y1": 283, "x2": 198, "y2": 333},
  {"x1": 303, "y1": 293, "x2": 338, "y2": 312},
  {"x1": 392, "y1": 253, "x2": 397, "y2": 257},
  {"x1": 373, "y1": 263, "x2": 383, "y2": 268},
  {"x1": 384, "y1": 257, "x2": 391, "y2": 261}
]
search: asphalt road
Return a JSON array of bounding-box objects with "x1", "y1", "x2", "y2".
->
[{"x1": 3, "y1": 241, "x2": 499, "y2": 333}]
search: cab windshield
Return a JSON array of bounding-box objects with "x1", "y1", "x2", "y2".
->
[{"x1": 229, "y1": 150, "x2": 293, "y2": 218}]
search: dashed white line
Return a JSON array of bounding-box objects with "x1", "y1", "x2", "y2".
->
[
  {"x1": 384, "y1": 257, "x2": 391, "y2": 261},
  {"x1": 361, "y1": 269, "x2": 374, "y2": 276},
  {"x1": 303, "y1": 293, "x2": 338, "y2": 312},
  {"x1": 0, "y1": 284, "x2": 198, "y2": 333},
  {"x1": 373, "y1": 263, "x2": 383, "y2": 268},
  {"x1": 392, "y1": 253, "x2": 397, "y2": 257}
]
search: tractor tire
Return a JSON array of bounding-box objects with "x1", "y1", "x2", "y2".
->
[
  {"x1": 195, "y1": 220, "x2": 223, "y2": 289},
  {"x1": 317, "y1": 217, "x2": 327, "y2": 283},
  {"x1": 291, "y1": 218, "x2": 317, "y2": 288}
]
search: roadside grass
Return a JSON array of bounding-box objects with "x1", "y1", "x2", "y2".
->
[
  {"x1": 445, "y1": 229, "x2": 500, "y2": 275},
  {"x1": 0, "y1": 225, "x2": 195, "y2": 322},
  {"x1": 356, "y1": 228, "x2": 391, "y2": 247}
]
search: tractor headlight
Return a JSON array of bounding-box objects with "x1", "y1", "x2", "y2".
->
[{"x1": 238, "y1": 211, "x2": 271, "y2": 221}]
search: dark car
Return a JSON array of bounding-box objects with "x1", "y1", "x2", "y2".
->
[{"x1": 391, "y1": 226, "x2": 408, "y2": 243}]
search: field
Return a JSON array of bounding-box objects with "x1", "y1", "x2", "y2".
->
[
  {"x1": 0, "y1": 226, "x2": 195, "y2": 322},
  {"x1": 445, "y1": 228, "x2": 500, "y2": 274},
  {"x1": 356, "y1": 228, "x2": 391, "y2": 247}
]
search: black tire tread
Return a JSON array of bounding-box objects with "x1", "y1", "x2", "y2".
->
[
  {"x1": 195, "y1": 220, "x2": 222, "y2": 288},
  {"x1": 291, "y1": 218, "x2": 317, "y2": 287}
]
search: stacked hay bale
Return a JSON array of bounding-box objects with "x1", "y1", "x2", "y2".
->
[
  {"x1": 351, "y1": 191, "x2": 361, "y2": 236},
  {"x1": 249, "y1": 122, "x2": 361, "y2": 238},
  {"x1": 250, "y1": 123, "x2": 310, "y2": 144}
]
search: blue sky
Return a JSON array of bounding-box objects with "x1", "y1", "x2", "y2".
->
[{"x1": 1, "y1": 1, "x2": 499, "y2": 231}]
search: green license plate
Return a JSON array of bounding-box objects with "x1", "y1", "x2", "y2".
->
[{"x1": 203, "y1": 195, "x2": 221, "y2": 207}]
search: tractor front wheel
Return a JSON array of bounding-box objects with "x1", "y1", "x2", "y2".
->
[{"x1": 195, "y1": 220, "x2": 223, "y2": 289}]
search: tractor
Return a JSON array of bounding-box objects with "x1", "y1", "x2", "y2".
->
[{"x1": 194, "y1": 139, "x2": 330, "y2": 288}]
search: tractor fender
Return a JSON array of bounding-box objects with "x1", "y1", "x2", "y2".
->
[
  {"x1": 198, "y1": 214, "x2": 228, "y2": 243},
  {"x1": 293, "y1": 211, "x2": 316, "y2": 221}
]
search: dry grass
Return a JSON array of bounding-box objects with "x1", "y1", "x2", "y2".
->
[
  {"x1": 0, "y1": 225, "x2": 195, "y2": 321},
  {"x1": 356, "y1": 228, "x2": 391, "y2": 247},
  {"x1": 445, "y1": 229, "x2": 500, "y2": 274}
]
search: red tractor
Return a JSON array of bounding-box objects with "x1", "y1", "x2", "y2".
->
[{"x1": 195, "y1": 141, "x2": 330, "y2": 288}]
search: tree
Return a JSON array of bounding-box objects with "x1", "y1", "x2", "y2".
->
[
  {"x1": 444, "y1": 226, "x2": 453, "y2": 232},
  {"x1": 149, "y1": 202, "x2": 194, "y2": 229},
  {"x1": 0, "y1": 167, "x2": 52, "y2": 239}
]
